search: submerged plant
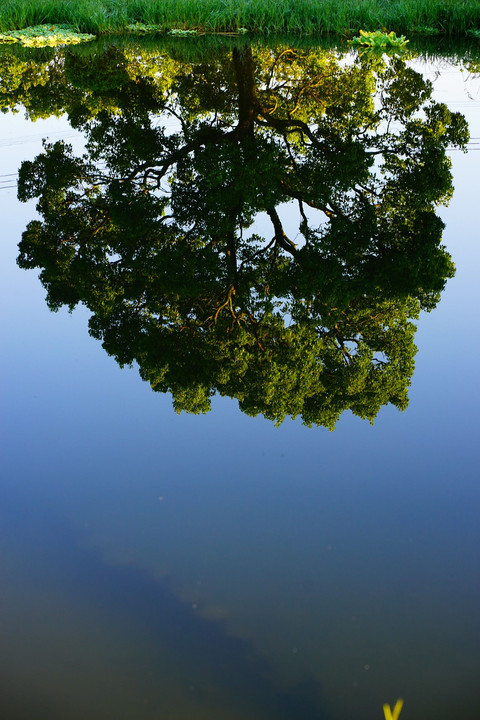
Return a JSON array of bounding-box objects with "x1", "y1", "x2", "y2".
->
[{"x1": 0, "y1": 24, "x2": 95, "y2": 47}]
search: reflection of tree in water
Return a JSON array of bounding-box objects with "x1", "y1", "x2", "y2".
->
[{"x1": 14, "y1": 42, "x2": 468, "y2": 427}]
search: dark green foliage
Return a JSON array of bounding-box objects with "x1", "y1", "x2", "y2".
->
[{"x1": 14, "y1": 43, "x2": 467, "y2": 427}]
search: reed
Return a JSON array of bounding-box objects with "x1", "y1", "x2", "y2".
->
[{"x1": 0, "y1": 0, "x2": 479, "y2": 35}]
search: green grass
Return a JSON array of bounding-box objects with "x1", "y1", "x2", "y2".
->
[{"x1": 0, "y1": 0, "x2": 479, "y2": 36}]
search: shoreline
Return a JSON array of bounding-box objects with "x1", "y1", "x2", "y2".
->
[{"x1": 1, "y1": 0, "x2": 480, "y2": 37}]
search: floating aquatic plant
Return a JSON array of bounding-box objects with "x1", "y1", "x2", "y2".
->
[
  {"x1": 466, "y1": 28, "x2": 480, "y2": 39},
  {"x1": 126, "y1": 22, "x2": 164, "y2": 35},
  {"x1": 167, "y1": 27, "x2": 248, "y2": 37},
  {"x1": 0, "y1": 24, "x2": 95, "y2": 47},
  {"x1": 350, "y1": 30, "x2": 409, "y2": 51},
  {"x1": 168, "y1": 28, "x2": 199, "y2": 36},
  {"x1": 413, "y1": 26, "x2": 441, "y2": 35}
]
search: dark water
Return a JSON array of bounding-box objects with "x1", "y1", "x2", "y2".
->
[{"x1": 1, "y1": 39, "x2": 480, "y2": 720}]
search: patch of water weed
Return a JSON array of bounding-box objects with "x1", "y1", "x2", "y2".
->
[
  {"x1": 0, "y1": 23, "x2": 95, "y2": 46},
  {"x1": 126, "y1": 22, "x2": 164, "y2": 34},
  {"x1": 124, "y1": 22, "x2": 248, "y2": 37},
  {"x1": 168, "y1": 28, "x2": 199, "y2": 36},
  {"x1": 412, "y1": 26, "x2": 442, "y2": 36},
  {"x1": 169, "y1": 26, "x2": 248, "y2": 36},
  {"x1": 350, "y1": 30, "x2": 409, "y2": 51},
  {"x1": 0, "y1": 0, "x2": 480, "y2": 36}
]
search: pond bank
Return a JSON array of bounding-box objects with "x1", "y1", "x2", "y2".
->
[{"x1": 1, "y1": 0, "x2": 480, "y2": 37}]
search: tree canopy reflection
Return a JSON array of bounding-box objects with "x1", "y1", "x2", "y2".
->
[{"x1": 15, "y1": 42, "x2": 468, "y2": 427}]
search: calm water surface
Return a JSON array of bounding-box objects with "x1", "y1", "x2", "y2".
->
[{"x1": 1, "y1": 40, "x2": 479, "y2": 720}]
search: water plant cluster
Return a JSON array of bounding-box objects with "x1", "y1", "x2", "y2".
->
[
  {"x1": 0, "y1": 23, "x2": 95, "y2": 45},
  {"x1": 0, "y1": 0, "x2": 480, "y2": 36},
  {"x1": 350, "y1": 30, "x2": 409, "y2": 51}
]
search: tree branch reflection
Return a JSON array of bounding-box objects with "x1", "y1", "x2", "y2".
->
[{"x1": 14, "y1": 43, "x2": 468, "y2": 427}]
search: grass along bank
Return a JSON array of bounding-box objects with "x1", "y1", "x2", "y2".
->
[{"x1": 0, "y1": 0, "x2": 480, "y2": 36}]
